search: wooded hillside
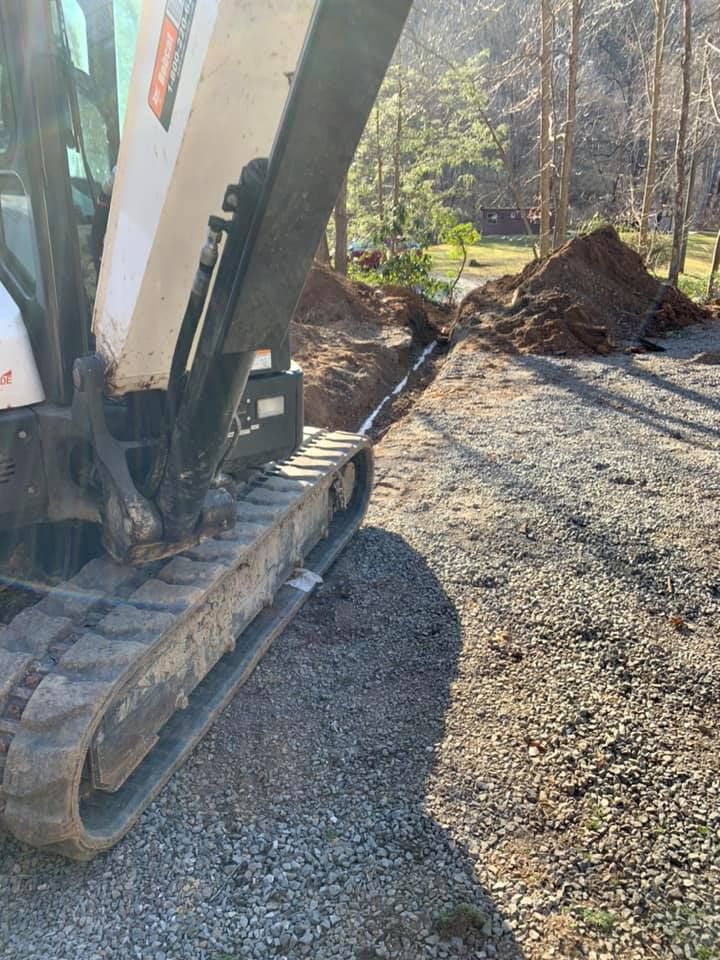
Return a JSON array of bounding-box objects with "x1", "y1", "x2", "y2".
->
[{"x1": 342, "y1": 0, "x2": 720, "y2": 279}]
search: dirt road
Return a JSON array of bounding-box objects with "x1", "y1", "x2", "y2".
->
[{"x1": 1, "y1": 325, "x2": 719, "y2": 960}]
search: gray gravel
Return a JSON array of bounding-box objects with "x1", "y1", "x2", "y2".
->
[{"x1": 2, "y1": 325, "x2": 720, "y2": 960}]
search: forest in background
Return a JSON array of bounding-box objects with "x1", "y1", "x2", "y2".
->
[{"x1": 333, "y1": 0, "x2": 720, "y2": 292}]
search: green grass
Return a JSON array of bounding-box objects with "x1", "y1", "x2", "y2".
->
[
  {"x1": 429, "y1": 231, "x2": 717, "y2": 300},
  {"x1": 578, "y1": 908, "x2": 616, "y2": 933},
  {"x1": 429, "y1": 236, "x2": 536, "y2": 284},
  {"x1": 676, "y1": 231, "x2": 717, "y2": 281}
]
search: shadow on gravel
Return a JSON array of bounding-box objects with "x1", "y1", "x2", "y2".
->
[
  {"x1": 516, "y1": 354, "x2": 720, "y2": 446},
  {"x1": 415, "y1": 404, "x2": 709, "y2": 622},
  {"x1": 204, "y1": 525, "x2": 527, "y2": 959},
  {"x1": 622, "y1": 357, "x2": 720, "y2": 417},
  {"x1": 0, "y1": 528, "x2": 525, "y2": 960}
]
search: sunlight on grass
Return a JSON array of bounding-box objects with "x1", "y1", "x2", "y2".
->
[
  {"x1": 429, "y1": 237, "x2": 535, "y2": 283},
  {"x1": 654, "y1": 232, "x2": 716, "y2": 300}
]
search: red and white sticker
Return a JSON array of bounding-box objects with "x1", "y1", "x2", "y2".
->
[
  {"x1": 148, "y1": 0, "x2": 197, "y2": 130},
  {"x1": 252, "y1": 350, "x2": 273, "y2": 372}
]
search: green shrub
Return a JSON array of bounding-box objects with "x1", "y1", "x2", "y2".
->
[
  {"x1": 677, "y1": 274, "x2": 710, "y2": 302},
  {"x1": 349, "y1": 250, "x2": 450, "y2": 300}
]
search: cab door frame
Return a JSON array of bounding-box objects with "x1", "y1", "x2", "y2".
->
[{"x1": 0, "y1": 0, "x2": 90, "y2": 404}]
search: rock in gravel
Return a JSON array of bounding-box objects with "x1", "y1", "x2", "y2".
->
[{"x1": 1, "y1": 325, "x2": 720, "y2": 960}]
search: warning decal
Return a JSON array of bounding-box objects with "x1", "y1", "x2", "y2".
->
[{"x1": 148, "y1": 0, "x2": 197, "y2": 130}]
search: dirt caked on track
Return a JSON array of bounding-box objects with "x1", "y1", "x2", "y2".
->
[{"x1": 452, "y1": 226, "x2": 712, "y2": 357}]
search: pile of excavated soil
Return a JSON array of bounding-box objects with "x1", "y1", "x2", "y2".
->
[
  {"x1": 292, "y1": 266, "x2": 448, "y2": 431},
  {"x1": 453, "y1": 226, "x2": 712, "y2": 357}
]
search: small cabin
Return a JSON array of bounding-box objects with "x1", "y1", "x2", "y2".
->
[{"x1": 480, "y1": 207, "x2": 553, "y2": 237}]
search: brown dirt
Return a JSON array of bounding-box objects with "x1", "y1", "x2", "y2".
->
[
  {"x1": 291, "y1": 265, "x2": 449, "y2": 431},
  {"x1": 452, "y1": 226, "x2": 712, "y2": 357}
]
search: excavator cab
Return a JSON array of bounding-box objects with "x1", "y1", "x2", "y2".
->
[
  {"x1": 0, "y1": 0, "x2": 308, "y2": 575},
  {"x1": 0, "y1": 1, "x2": 134, "y2": 399},
  {"x1": 0, "y1": 0, "x2": 412, "y2": 859},
  {"x1": 53, "y1": 1, "x2": 139, "y2": 301}
]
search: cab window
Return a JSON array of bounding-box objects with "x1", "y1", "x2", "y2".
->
[
  {"x1": 0, "y1": 58, "x2": 12, "y2": 153},
  {"x1": 0, "y1": 38, "x2": 40, "y2": 293}
]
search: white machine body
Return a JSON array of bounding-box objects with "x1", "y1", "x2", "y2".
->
[
  {"x1": 0, "y1": 281, "x2": 45, "y2": 410},
  {"x1": 93, "y1": 0, "x2": 314, "y2": 396}
]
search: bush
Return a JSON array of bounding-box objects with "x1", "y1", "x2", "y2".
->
[
  {"x1": 677, "y1": 274, "x2": 709, "y2": 302},
  {"x1": 349, "y1": 250, "x2": 450, "y2": 300},
  {"x1": 617, "y1": 228, "x2": 672, "y2": 271},
  {"x1": 576, "y1": 212, "x2": 613, "y2": 236},
  {"x1": 440, "y1": 222, "x2": 481, "y2": 301}
]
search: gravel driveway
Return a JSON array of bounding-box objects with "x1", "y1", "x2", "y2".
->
[{"x1": 2, "y1": 327, "x2": 719, "y2": 960}]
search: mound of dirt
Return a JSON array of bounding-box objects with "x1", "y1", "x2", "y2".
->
[
  {"x1": 292, "y1": 266, "x2": 448, "y2": 431},
  {"x1": 453, "y1": 227, "x2": 712, "y2": 356}
]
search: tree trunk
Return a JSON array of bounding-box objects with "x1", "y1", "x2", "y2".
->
[
  {"x1": 539, "y1": 0, "x2": 553, "y2": 258},
  {"x1": 475, "y1": 97, "x2": 538, "y2": 253},
  {"x1": 668, "y1": 0, "x2": 692, "y2": 286},
  {"x1": 707, "y1": 227, "x2": 720, "y2": 297},
  {"x1": 680, "y1": 48, "x2": 708, "y2": 272},
  {"x1": 315, "y1": 232, "x2": 331, "y2": 266},
  {"x1": 391, "y1": 73, "x2": 403, "y2": 254},
  {"x1": 334, "y1": 177, "x2": 348, "y2": 276},
  {"x1": 375, "y1": 106, "x2": 385, "y2": 226},
  {"x1": 407, "y1": 37, "x2": 538, "y2": 255},
  {"x1": 394, "y1": 73, "x2": 403, "y2": 213},
  {"x1": 554, "y1": 0, "x2": 582, "y2": 249},
  {"x1": 449, "y1": 239, "x2": 468, "y2": 303},
  {"x1": 639, "y1": 0, "x2": 667, "y2": 250}
]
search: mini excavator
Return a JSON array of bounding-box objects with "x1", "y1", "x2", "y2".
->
[{"x1": 0, "y1": 0, "x2": 412, "y2": 858}]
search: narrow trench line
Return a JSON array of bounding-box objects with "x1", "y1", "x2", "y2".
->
[{"x1": 358, "y1": 340, "x2": 439, "y2": 436}]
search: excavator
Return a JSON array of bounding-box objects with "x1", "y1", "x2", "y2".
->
[{"x1": 0, "y1": 0, "x2": 412, "y2": 859}]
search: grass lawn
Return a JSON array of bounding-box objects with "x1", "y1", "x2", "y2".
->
[
  {"x1": 671, "y1": 231, "x2": 716, "y2": 298},
  {"x1": 429, "y1": 231, "x2": 717, "y2": 300},
  {"x1": 430, "y1": 236, "x2": 535, "y2": 285}
]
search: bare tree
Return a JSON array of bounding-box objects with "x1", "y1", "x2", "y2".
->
[
  {"x1": 406, "y1": 32, "x2": 539, "y2": 251},
  {"x1": 375, "y1": 106, "x2": 385, "y2": 226},
  {"x1": 479, "y1": 104, "x2": 540, "y2": 253},
  {"x1": 639, "y1": 0, "x2": 668, "y2": 249},
  {"x1": 539, "y1": 0, "x2": 554, "y2": 257},
  {"x1": 315, "y1": 233, "x2": 331, "y2": 267},
  {"x1": 708, "y1": 229, "x2": 720, "y2": 296},
  {"x1": 398, "y1": 0, "x2": 719, "y2": 236},
  {"x1": 393, "y1": 72, "x2": 403, "y2": 215},
  {"x1": 334, "y1": 177, "x2": 348, "y2": 276},
  {"x1": 554, "y1": 0, "x2": 583, "y2": 248},
  {"x1": 706, "y1": 40, "x2": 720, "y2": 295},
  {"x1": 680, "y1": 44, "x2": 708, "y2": 271},
  {"x1": 668, "y1": 0, "x2": 693, "y2": 286}
]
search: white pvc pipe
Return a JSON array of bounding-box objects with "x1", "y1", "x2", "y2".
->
[{"x1": 358, "y1": 340, "x2": 437, "y2": 435}]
